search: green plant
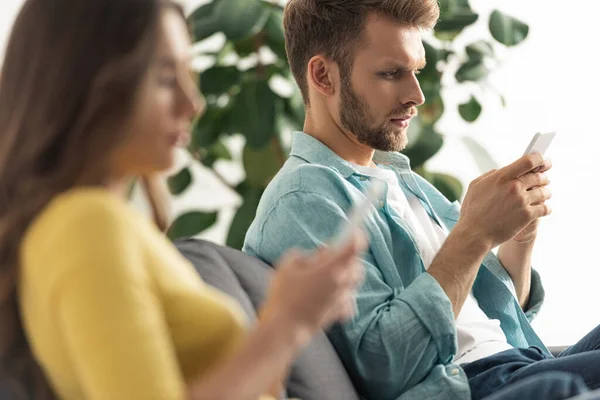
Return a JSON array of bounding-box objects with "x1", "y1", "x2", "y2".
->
[{"x1": 167, "y1": 0, "x2": 529, "y2": 248}]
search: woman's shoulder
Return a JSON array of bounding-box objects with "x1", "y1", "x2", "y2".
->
[
  {"x1": 45, "y1": 187, "x2": 132, "y2": 219},
  {"x1": 23, "y1": 187, "x2": 144, "y2": 254}
]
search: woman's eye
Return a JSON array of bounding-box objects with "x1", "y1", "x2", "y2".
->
[{"x1": 158, "y1": 75, "x2": 177, "y2": 87}]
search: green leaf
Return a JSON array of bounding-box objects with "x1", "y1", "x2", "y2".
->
[
  {"x1": 402, "y1": 127, "x2": 444, "y2": 169},
  {"x1": 435, "y1": 10, "x2": 479, "y2": 34},
  {"x1": 232, "y1": 36, "x2": 258, "y2": 57},
  {"x1": 458, "y1": 96, "x2": 482, "y2": 122},
  {"x1": 244, "y1": 64, "x2": 284, "y2": 81},
  {"x1": 466, "y1": 40, "x2": 495, "y2": 60},
  {"x1": 201, "y1": 66, "x2": 240, "y2": 96},
  {"x1": 168, "y1": 211, "x2": 218, "y2": 239},
  {"x1": 419, "y1": 92, "x2": 444, "y2": 125},
  {"x1": 438, "y1": 0, "x2": 454, "y2": 15},
  {"x1": 264, "y1": 10, "x2": 287, "y2": 61},
  {"x1": 226, "y1": 188, "x2": 263, "y2": 249},
  {"x1": 283, "y1": 87, "x2": 305, "y2": 127},
  {"x1": 190, "y1": 104, "x2": 227, "y2": 149},
  {"x1": 455, "y1": 59, "x2": 490, "y2": 82},
  {"x1": 214, "y1": 41, "x2": 237, "y2": 64},
  {"x1": 489, "y1": 10, "x2": 529, "y2": 46},
  {"x1": 431, "y1": 173, "x2": 463, "y2": 202},
  {"x1": 461, "y1": 136, "x2": 499, "y2": 173},
  {"x1": 412, "y1": 165, "x2": 432, "y2": 182},
  {"x1": 210, "y1": 140, "x2": 233, "y2": 160},
  {"x1": 406, "y1": 114, "x2": 424, "y2": 144},
  {"x1": 189, "y1": 2, "x2": 220, "y2": 42},
  {"x1": 168, "y1": 167, "x2": 192, "y2": 195},
  {"x1": 500, "y1": 95, "x2": 507, "y2": 107},
  {"x1": 421, "y1": 41, "x2": 441, "y2": 80},
  {"x1": 228, "y1": 80, "x2": 279, "y2": 148},
  {"x1": 213, "y1": 0, "x2": 270, "y2": 41},
  {"x1": 243, "y1": 141, "x2": 283, "y2": 188},
  {"x1": 235, "y1": 180, "x2": 251, "y2": 196},
  {"x1": 439, "y1": 0, "x2": 473, "y2": 16},
  {"x1": 201, "y1": 140, "x2": 232, "y2": 168}
]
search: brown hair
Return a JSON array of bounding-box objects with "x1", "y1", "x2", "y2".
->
[
  {"x1": 283, "y1": 0, "x2": 440, "y2": 105},
  {"x1": 0, "y1": 0, "x2": 182, "y2": 397}
]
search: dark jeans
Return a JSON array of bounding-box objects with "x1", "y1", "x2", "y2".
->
[
  {"x1": 464, "y1": 324, "x2": 600, "y2": 400},
  {"x1": 481, "y1": 372, "x2": 590, "y2": 400}
]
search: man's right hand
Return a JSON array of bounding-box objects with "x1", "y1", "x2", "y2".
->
[{"x1": 458, "y1": 153, "x2": 552, "y2": 249}]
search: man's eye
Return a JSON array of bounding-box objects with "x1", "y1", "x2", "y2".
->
[{"x1": 380, "y1": 70, "x2": 400, "y2": 79}]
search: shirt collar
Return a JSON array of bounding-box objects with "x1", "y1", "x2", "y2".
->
[{"x1": 289, "y1": 131, "x2": 412, "y2": 177}]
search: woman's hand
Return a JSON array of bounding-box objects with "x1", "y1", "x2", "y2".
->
[{"x1": 261, "y1": 232, "x2": 366, "y2": 347}]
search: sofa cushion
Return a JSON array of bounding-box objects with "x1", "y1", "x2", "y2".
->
[{"x1": 175, "y1": 238, "x2": 360, "y2": 400}]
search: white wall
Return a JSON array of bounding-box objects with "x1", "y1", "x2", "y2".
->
[
  {"x1": 0, "y1": 0, "x2": 22, "y2": 64},
  {"x1": 2, "y1": 0, "x2": 599, "y2": 346},
  {"x1": 429, "y1": 0, "x2": 600, "y2": 346}
]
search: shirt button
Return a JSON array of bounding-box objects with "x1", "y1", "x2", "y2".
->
[
  {"x1": 359, "y1": 176, "x2": 367, "y2": 181},
  {"x1": 451, "y1": 368, "x2": 460, "y2": 376},
  {"x1": 378, "y1": 200, "x2": 385, "y2": 208}
]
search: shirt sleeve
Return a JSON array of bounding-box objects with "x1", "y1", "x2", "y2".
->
[
  {"x1": 524, "y1": 268, "x2": 545, "y2": 321},
  {"x1": 252, "y1": 190, "x2": 457, "y2": 400},
  {"x1": 41, "y1": 199, "x2": 186, "y2": 400}
]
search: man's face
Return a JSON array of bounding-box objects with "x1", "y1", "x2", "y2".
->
[{"x1": 337, "y1": 13, "x2": 426, "y2": 152}]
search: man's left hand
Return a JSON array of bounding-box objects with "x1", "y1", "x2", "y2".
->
[{"x1": 512, "y1": 159, "x2": 553, "y2": 244}]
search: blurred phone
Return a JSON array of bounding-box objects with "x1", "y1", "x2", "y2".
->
[
  {"x1": 332, "y1": 179, "x2": 385, "y2": 248},
  {"x1": 523, "y1": 132, "x2": 556, "y2": 156}
]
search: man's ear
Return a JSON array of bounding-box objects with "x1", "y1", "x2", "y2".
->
[{"x1": 307, "y1": 55, "x2": 339, "y2": 99}]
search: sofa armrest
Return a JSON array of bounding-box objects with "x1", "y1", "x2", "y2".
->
[{"x1": 548, "y1": 346, "x2": 570, "y2": 357}]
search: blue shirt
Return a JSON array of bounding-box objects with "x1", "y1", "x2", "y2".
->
[{"x1": 243, "y1": 132, "x2": 547, "y2": 400}]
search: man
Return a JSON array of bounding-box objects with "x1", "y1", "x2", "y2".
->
[{"x1": 243, "y1": 1, "x2": 600, "y2": 399}]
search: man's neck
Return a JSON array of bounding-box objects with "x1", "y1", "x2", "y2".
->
[{"x1": 303, "y1": 112, "x2": 375, "y2": 167}]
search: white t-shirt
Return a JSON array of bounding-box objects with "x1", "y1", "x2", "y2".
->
[{"x1": 353, "y1": 164, "x2": 512, "y2": 364}]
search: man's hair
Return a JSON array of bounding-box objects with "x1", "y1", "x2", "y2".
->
[{"x1": 283, "y1": 0, "x2": 440, "y2": 105}]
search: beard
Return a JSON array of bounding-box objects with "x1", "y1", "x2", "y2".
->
[{"x1": 339, "y1": 77, "x2": 416, "y2": 152}]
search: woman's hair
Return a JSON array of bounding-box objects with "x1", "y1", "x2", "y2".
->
[{"x1": 0, "y1": 0, "x2": 183, "y2": 397}]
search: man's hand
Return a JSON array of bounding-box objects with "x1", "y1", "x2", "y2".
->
[
  {"x1": 496, "y1": 158, "x2": 553, "y2": 308},
  {"x1": 428, "y1": 153, "x2": 552, "y2": 316},
  {"x1": 458, "y1": 153, "x2": 552, "y2": 248},
  {"x1": 512, "y1": 159, "x2": 552, "y2": 243}
]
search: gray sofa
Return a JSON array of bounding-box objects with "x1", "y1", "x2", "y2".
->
[{"x1": 174, "y1": 238, "x2": 362, "y2": 400}]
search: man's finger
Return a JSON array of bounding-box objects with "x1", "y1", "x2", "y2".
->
[
  {"x1": 519, "y1": 172, "x2": 550, "y2": 190},
  {"x1": 501, "y1": 153, "x2": 545, "y2": 179},
  {"x1": 531, "y1": 203, "x2": 553, "y2": 219},
  {"x1": 536, "y1": 158, "x2": 552, "y2": 174},
  {"x1": 471, "y1": 168, "x2": 498, "y2": 185},
  {"x1": 527, "y1": 187, "x2": 552, "y2": 205}
]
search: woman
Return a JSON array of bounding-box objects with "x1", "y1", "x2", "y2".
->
[{"x1": 0, "y1": 0, "x2": 364, "y2": 399}]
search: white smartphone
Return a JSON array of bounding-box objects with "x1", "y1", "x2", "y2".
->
[
  {"x1": 523, "y1": 132, "x2": 556, "y2": 156},
  {"x1": 332, "y1": 179, "x2": 386, "y2": 248},
  {"x1": 331, "y1": 179, "x2": 385, "y2": 317}
]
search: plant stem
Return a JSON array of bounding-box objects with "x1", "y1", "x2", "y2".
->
[
  {"x1": 212, "y1": 168, "x2": 236, "y2": 190},
  {"x1": 254, "y1": 32, "x2": 267, "y2": 78},
  {"x1": 190, "y1": 151, "x2": 235, "y2": 190}
]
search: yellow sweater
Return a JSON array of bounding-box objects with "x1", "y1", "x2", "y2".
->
[{"x1": 19, "y1": 189, "x2": 266, "y2": 400}]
